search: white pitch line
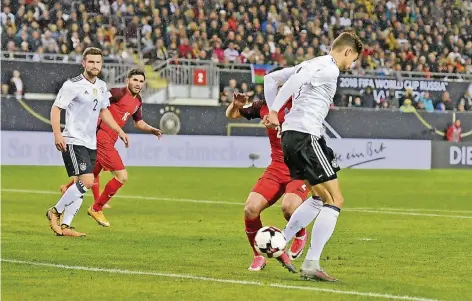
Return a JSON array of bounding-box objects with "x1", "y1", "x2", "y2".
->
[
  {"x1": 2, "y1": 188, "x2": 472, "y2": 219},
  {"x1": 1, "y1": 258, "x2": 443, "y2": 301},
  {"x1": 354, "y1": 207, "x2": 472, "y2": 214},
  {"x1": 346, "y1": 209, "x2": 472, "y2": 220}
]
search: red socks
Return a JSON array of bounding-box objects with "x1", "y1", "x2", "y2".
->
[
  {"x1": 245, "y1": 216, "x2": 263, "y2": 256},
  {"x1": 92, "y1": 178, "x2": 123, "y2": 211}
]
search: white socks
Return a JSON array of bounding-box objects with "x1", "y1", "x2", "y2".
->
[
  {"x1": 62, "y1": 196, "x2": 84, "y2": 226},
  {"x1": 306, "y1": 205, "x2": 340, "y2": 261},
  {"x1": 54, "y1": 182, "x2": 87, "y2": 213},
  {"x1": 282, "y1": 196, "x2": 324, "y2": 241}
]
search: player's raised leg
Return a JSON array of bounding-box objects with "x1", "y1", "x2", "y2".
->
[
  {"x1": 88, "y1": 169, "x2": 126, "y2": 227},
  {"x1": 280, "y1": 181, "x2": 317, "y2": 260}
]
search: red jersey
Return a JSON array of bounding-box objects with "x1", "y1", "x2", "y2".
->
[
  {"x1": 239, "y1": 98, "x2": 292, "y2": 164},
  {"x1": 97, "y1": 87, "x2": 143, "y2": 143}
]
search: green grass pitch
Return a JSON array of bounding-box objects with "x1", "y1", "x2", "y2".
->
[{"x1": 2, "y1": 166, "x2": 471, "y2": 301}]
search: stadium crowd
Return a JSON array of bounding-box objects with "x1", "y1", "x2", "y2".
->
[
  {"x1": 1, "y1": 0, "x2": 472, "y2": 110},
  {"x1": 2, "y1": 0, "x2": 472, "y2": 74}
]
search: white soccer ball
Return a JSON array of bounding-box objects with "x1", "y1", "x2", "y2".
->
[{"x1": 254, "y1": 226, "x2": 287, "y2": 258}]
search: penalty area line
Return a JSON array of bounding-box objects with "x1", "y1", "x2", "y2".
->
[{"x1": 1, "y1": 258, "x2": 443, "y2": 301}]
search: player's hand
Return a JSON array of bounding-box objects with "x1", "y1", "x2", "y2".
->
[
  {"x1": 119, "y1": 131, "x2": 130, "y2": 148},
  {"x1": 54, "y1": 134, "x2": 67, "y2": 152},
  {"x1": 151, "y1": 128, "x2": 163, "y2": 139},
  {"x1": 263, "y1": 110, "x2": 280, "y2": 129},
  {"x1": 232, "y1": 92, "x2": 248, "y2": 108}
]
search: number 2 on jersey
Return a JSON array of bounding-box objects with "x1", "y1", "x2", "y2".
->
[{"x1": 93, "y1": 99, "x2": 98, "y2": 111}]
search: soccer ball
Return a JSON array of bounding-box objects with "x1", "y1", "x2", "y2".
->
[{"x1": 254, "y1": 226, "x2": 287, "y2": 258}]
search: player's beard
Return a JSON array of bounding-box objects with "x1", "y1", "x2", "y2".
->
[
  {"x1": 129, "y1": 86, "x2": 141, "y2": 95},
  {"x1": 86, "y1": 69, "x2": 100, "y2": 78}
]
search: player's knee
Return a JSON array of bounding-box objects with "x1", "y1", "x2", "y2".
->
[
  {"x1": 80, "y1": 178, "x2": 95, "y2": 189},
  {"x1": 281, "y1": 204, "x2": 292, "y2": 221},
  {"x1": 332, "y1": 194, "x2": 344, "y2": 208},
  {"x1": 244, "y1": 201, "x2": 261, "y2": 219},
  {"x1": 281, "y1": 198, "x2": 298, "y2": 221},
  {"x1": 116, "y1": 173, "x2": 128, "y2": 184}
]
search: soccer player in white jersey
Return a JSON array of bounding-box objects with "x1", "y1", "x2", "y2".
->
[
  {"x1": 263, "y1": 32, "x2": 363, "y2": 281},
  {"x1": 45, "y1": 47, "x2": 129, "y2": 237}
]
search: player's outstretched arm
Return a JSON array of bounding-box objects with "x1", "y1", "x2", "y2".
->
[
  {"x1": 225, "y1": 92, "x2": 248, "y2": 119},
  {"x1": 134, "y1": 120, "x2": 162, "y2": 139},
  {"x1": 100, "y1": 108, "x2": 129, "y2": 148}
]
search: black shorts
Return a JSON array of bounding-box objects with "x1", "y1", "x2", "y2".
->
[
  {"x1": 62, "y1": 144, "x2": 97, "y2": 177},
  {"x1": 281, "y1": 131, "x2": 340, "y2": 186}
]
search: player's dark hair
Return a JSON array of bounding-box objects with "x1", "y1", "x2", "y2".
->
[
  {"x1": 331, "y1": 32, "x2": 363, "y2": 54},
  {"x1": 82, "y1": 47, "x2": 103, "y2": 59},
  {"x1": 127, "y1": 68, "x2": 146, "y2": 80}
]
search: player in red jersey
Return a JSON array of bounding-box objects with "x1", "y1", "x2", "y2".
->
[
  {"x1": 60, "y1": 69, "x2": 162, "y2": 227},
  {"x1": 226, "y1": 90, "x2": 321, "y2": 272}
]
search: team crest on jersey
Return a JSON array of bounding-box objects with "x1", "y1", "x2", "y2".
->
[
  {"x1": 100, "y1": 87, "x2": 104, "y2": 93},
  {"x1": 331, "y1": 158, "x2": 339, "y2": 169},
  {"x1": 79, "y1": 163, "x2": 87, "y2": 171},
  {"x1": 92, "y1": 88, "x2": 97, "y2": 96}
]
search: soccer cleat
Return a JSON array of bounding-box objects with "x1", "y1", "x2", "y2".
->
[
  {"x1": 87, "y1": 206, "x2": 110, "y2": 227},
  {"x1": 60, "y1": 185, "x2": 68, "y2": 195},
  {"x1": 61, "y1": 225, "x2": 86, "y2": 237},
  {"x1": 276, "y1": 251, "x2": 297, "y2": 273},
  {"x1": 288, "y1": 230, "x2": 308, "y2": 260},
  {"x1": 300, "y1": 260, "x2": 338, "y2": 282},
  {"x1": 46, "y1": 207, "x2": 63, "y2": 235},
  {"x1": 248, "y1": 255, "x2": 266, "y2": 271}
]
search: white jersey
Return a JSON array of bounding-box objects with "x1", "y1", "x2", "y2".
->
[
  {"x1": 53, "y1": 74, "x2": 110, "y2": 149},
  {"x1": 266, "y1": 55, "x2": 340, "y2": 138}
]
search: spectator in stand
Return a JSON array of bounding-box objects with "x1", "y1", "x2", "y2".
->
[
  {"x1": 223, "y1": 79, "x2": 239, "y2": 102},
  {"x1": 380, "y1": 100, "x2": 390, "y2": 109},
  {"x1": 418, "y1": 92, "x2": 434, "y2": 112},
  {"x1": 224, "y1": 42, "x2": 239, "y2": 62},
  {"x1": 2, "y1": 0, "x2": 472, "y2": 90},
  {"x1": 362, "y1": 87, "x2": 376, "y2": 108},
  {"x1": 240, "y1": 82, "x2": 254, "y2": 99},
  {"x1": 350, "y1": 97, "x2": 362, "y2": 108},
  {"x1": 400, "y1": 99, "x2": 416, "y2": 112},
  {"x1": 439, "y1": 91, "x2": 454, "y2": 111},
  {"x1": 252, "y1": 84, "x2": 264, "y2": 102},
  {"x1": 446, "y1": 120, "x2": 462, "y2": 142},
  {"x1": 9, "y1": 69, "x2": 24, "y2": 99},
  {"x1": 212, "y1": 41, "x2": 225, "y2": 63}
]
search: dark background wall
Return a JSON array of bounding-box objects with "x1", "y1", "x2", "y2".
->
[
  {"x1": 2, "y1": 97, "x2": 471, "y2": 140},
  {"x1": 1, "y1": 60, "x2": 82, "y2": 94}
]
